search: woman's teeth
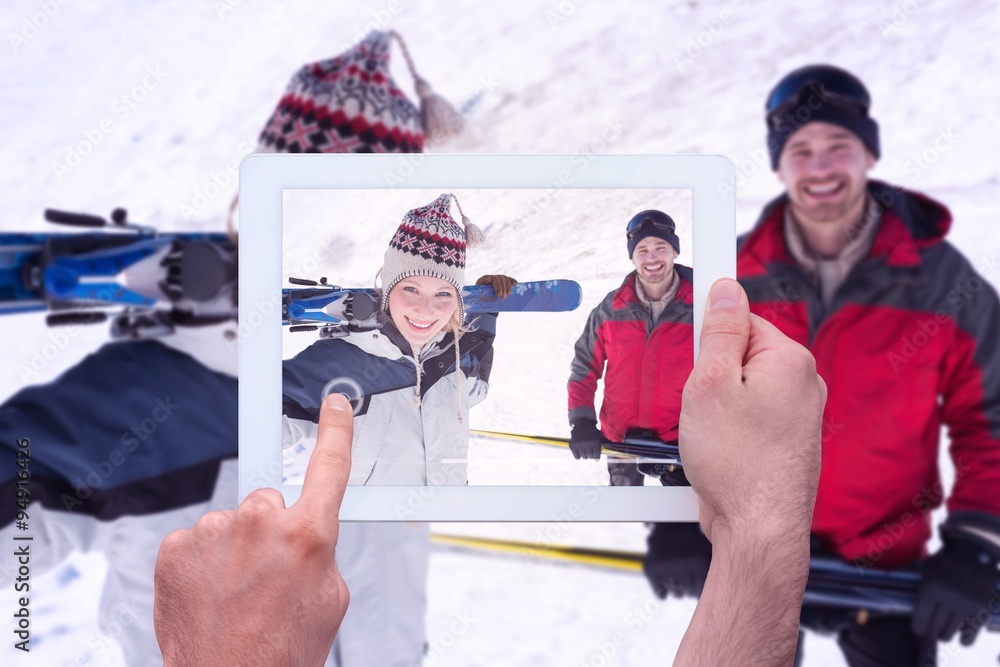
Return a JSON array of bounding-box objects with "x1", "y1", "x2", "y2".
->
[{"x1": 407, "y1": 317, "x2": 433, "y2": 329}]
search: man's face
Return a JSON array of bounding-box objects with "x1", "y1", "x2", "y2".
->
[
  {"x1": 631, "y1": 236, "x2": 678, "y2": 287},
  {"x1": 776, "y1": 121, "x2": 875, "y2": 226}
]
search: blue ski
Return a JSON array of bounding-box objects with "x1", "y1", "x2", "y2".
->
[
  {"x1": 1, "y1": 208, "x2": 235, "y2": 326},
  {"x1": 282, "y1": 279, "x2": 583, "y2": 327}
]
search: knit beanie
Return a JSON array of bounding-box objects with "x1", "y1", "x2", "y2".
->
[
  {"x1": 257, "y1": 31, "x2": 422, "y2": 153},
  {"x1": 626, "y1": 210, "x2": 680, "y2": 259},
  {"x1": 765, "y1": 65, "x2": 880, "y2": 170},
  {"x1": 380, "y1": 194, "x2": 486, "y2": 325},
  {"x1": 257, "y1": 30, "x2": 463, "y2": 154}
]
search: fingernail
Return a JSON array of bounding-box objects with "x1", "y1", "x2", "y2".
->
[
  {"x1": 710, "y1": 279, "x2": 741, "y2": 311},
  {"x1": 325, "y1": 394, "x2": 349, "y2": 411}
]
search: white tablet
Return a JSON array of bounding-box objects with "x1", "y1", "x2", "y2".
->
[{"x1": 239, "y1": 154, "x2": 735, "y2": 521}]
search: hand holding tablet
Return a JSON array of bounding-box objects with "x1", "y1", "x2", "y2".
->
[
  {"x1": 674, "y1": 278, "x2": 826, "y2": 665},
  {"x1": 680, "y1": 278, "x2": 826, "y2": 542}
]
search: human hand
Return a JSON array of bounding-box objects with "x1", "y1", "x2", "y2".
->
[
  {"x1": 476, "y1": 274, "x2": 518, "y2": 298},
  {"x1": 569, "y1": 418, "x2": 603, "y2": 460},
  {"x1": 673, "y1": 278, "x2": 826, "y2": 666},
  {"x1": 154, "y1": 394, "x2": 354, "y2": 667},
  {"x1": 679, "y1": 278, "x2": 826, "y2": 544}
]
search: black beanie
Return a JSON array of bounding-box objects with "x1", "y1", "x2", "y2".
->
[
  {"x1": 765, "y1": 69, "x2": 880, "y2": 170},
  {"x1": 626, "y1": 211, "x2": 680, "y2": 259}
]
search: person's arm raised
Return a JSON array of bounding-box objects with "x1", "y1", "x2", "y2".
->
[
  {"x1": 154, "y1": 394, "x2": 354, "y2": 667},
  {"x1": 674, "y1": 279, "x2": 826, "y2": 666}
]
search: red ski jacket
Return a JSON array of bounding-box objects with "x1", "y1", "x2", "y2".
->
[
  {"x1": 738, "y1": 182, "x2": 1000, "y2": 568},
  {"x1": 568, "y1": 266, "x2": 694, "y2": 444}
]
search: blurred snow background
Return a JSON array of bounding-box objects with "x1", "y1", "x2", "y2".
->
[{"x1": 1, "y1": 0, "x2": 998, "y2": 664}]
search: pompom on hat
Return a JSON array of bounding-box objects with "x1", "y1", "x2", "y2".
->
[{"x1": 380, "y1": 193, "x2": 486, "y2": 325}]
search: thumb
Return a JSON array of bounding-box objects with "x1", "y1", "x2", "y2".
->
[{"x1": 695, "y1": 279, "x2": 751, "y2": 385}]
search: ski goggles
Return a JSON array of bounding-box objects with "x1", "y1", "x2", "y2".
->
[
  {"x1": 626, "y1": 217, "x2": 675, "y2": 240},
  {"x1": 765, "y1": 68, "x2": 871, "y2": 129}
]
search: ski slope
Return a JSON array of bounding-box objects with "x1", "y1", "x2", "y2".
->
[{"x1": 2, "y1": 0, "x2": 999, "y2": 664}]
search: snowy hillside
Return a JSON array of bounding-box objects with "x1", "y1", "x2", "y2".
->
[{"x1": 2, "y1": 0, "x2": 999, "y2": 665}]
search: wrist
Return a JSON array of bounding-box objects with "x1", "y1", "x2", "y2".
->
[
  {"x1": 710, "y1": 512, "x2": 811, "y2": 547},
  {"x1": 712, "y1": 522, "x2": 810, "y2": 572},
  {"x1": 675, "y1": 521, "x2": 809, "y2": 665},
  {"x1": 704, "y1": 495, "x2": 814, "y2": 549},
  {"x1": 161, "y1": 627, "x2": 275, "y2": 667},
  {"x1": 708, "y1": 517, "x2": 812, "y2": 608}
]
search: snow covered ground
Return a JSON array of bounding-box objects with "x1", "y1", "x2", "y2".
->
[{"x1": 2, "y1": 0, "x2": 999, "y2": 664}]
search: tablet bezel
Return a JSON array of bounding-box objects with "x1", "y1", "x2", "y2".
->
[{"x1": 239, "y1": 154, "x2": 734, "y2": 521}]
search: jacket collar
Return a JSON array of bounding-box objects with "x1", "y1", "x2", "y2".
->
[{"x1": 738, "y1": 180, "x2": 952, "y2": 277}]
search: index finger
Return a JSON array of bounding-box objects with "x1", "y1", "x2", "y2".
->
[{"x1": 296, "y1": 393, "x2": 354, "y2": 528}]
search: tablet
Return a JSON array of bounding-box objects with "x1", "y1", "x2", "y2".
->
[{"x1": 239, "y1": 154, "x2": 735, "y2": 520}]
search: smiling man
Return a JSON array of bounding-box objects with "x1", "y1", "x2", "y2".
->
[
  {"x1": 567, "y1": 210, "x2": 694, "y2": 488},
  {"x1": 568, "y1": 212, "x2": 709, "y2": 601},
  {"x1": 724, "y1": 64, "x2": 1000, "y2": 666}
]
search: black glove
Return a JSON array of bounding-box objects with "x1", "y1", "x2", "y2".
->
[
  {"x1": 569, "y1": 418, "x2": 603, "y2": 460},
  {"x1": 912, "y1": 513, "x2": 1000, "y2": 645},
  {"x1": 643, "y1": 522, "x2": 712, "y2": 599}
]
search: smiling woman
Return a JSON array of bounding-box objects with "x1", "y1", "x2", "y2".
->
[{"x1": 282, "y1": 193, "x2": 516, "y2": 487}]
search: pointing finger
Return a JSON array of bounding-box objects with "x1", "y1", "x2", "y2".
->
[{"x1": 296, "y1": 394, "x2": 353, "y2": 531}]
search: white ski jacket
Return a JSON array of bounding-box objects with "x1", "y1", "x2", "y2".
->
[{"x1": 282, "y1": 313, "x2": 495, "y2": 486}]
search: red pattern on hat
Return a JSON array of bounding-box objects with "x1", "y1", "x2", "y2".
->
[{"x1": 258, "y1": 31, "x2": 424, "y2": 154}]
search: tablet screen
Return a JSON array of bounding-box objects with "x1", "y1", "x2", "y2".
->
[{"x1": 280, "y1": 188, "x2": 693, "y2": 488}]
